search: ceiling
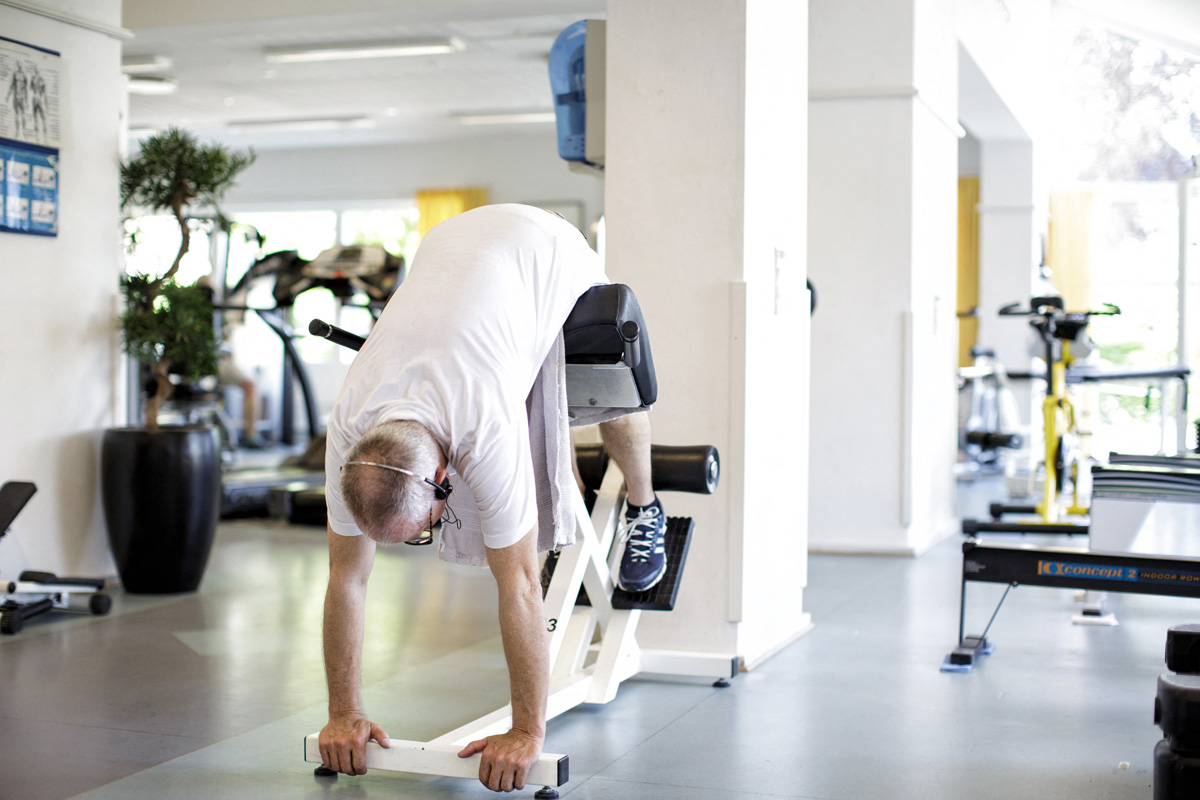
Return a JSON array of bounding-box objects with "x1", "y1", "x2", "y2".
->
[
  {"x1": 121, "y1": 0, "x2": 607, "y2": 151},
  {"x1": 120, "y1": 1, "x2": 1200, "y2": 154}
]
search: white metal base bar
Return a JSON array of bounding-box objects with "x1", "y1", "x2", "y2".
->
[
  {"x1": 304, "y1": 735, "x2": 569, "y2": 787},
  {"x1": 7, "y1": 581, "x2": 101, "y2": 606}
]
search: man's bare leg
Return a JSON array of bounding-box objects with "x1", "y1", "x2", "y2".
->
[
  {"x1": 599, "y1": 412, "x2": 665, "y2": 591},
  {"x1": 598, "y1": 412, "x2": 654, "y2": 505}
]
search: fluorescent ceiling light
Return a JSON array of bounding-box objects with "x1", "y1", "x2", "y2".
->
[
  {"x1": 452, "y1": 110, "x2": 556, "y2": 126},
  {"x1": 122, "y1": 54, "x2": 173, "y2": 74},
  {"x1": 127, "y1": 76, "x2": 178, "y2": 95},
  {"x1": 226, "y1": 116, "x2": 377, "y2": 133},
  {"x1": 264, "y1": 38, "x2": 461, "y2": 63}
]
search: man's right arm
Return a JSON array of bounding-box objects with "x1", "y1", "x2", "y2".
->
[{"x1": 319, "y1": 524, "x2": 390, "y2": 775}]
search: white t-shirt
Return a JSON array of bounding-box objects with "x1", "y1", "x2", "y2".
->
[{"x1": 325, "y1": 204, "x2": 607, "y2": 550}]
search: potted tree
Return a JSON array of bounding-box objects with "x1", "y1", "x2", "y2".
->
[{"x1": 101, "y1": 127, "x2": 254, "y2": 594}]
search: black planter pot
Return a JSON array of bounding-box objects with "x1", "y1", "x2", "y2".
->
[{"x1": 101, "y1": 426, "x2": 221, "y2": 594}]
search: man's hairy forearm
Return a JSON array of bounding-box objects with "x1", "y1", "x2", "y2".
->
[
  {"x1": 324, "y1": 574, "x2": 368, "y2": 715},
  {"x1": 496, "y1": 580, "x2": 549, "y2": 738}
]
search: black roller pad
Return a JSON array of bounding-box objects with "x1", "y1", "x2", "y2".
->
[
  {"x1": 573, "y1": 445, "x2": 720, "y2": 495},
  {"x1": 611, "y1": 516, "x2": 694, "y2": 612}
]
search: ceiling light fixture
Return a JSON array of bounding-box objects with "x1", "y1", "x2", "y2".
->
[
  {"x1": 121, "y1": 54, "x2": 173, "y2": 74},
  {"x1": 452, "y1": 110, "x2": 556, "y2": 126},
  {"x1": 127, "y1": 76, "x2": 178, "y2": 95},
  {"x1": 264, "y1": 38, "x2": 462, "y2": 64},
  {"x1": 226, "y1": 116, "x2": 377, "y2": 133}
]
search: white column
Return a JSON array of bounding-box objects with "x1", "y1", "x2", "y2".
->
[
  {"x1": 976, "y1": 141, "x2": 1039, "y2": 373},
  {"x1": 807, "y1": 0, "x2": 960, "y2": 554},
  {"x1": 605, "y1": 0, "x2": 811, "y2": 668}
]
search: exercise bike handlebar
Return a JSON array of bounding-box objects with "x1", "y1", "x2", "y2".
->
[{"x1": 997, "y1": 299, "x2": 1121, "y2": 317}]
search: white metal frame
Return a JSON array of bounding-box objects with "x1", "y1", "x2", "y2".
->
[
  {"x1": 305, "y1": 458, "x2": 736, "y2": 788},
  {"x1": 5, "y1": 580, "x2": 103, "y2": 609}
]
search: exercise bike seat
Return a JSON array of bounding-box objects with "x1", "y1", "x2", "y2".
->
[{"x1": 562, "y1": 284, "x2": 658, "y2": 410}]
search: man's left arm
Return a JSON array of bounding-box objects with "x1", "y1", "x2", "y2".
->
[{"x1": 458, "y1": 526, "x2": 548, "y2": 792}]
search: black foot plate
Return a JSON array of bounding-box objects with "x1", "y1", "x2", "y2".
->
[{"x1": 612, "y1": 517, "x2": 695, "y2": 611}]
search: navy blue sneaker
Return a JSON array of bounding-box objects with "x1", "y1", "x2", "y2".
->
[{"x1": 617, "y1": 499, "x2": 667, "y2": 592}]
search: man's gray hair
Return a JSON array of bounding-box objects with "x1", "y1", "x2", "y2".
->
[{"x1": 341, "y1": 420, "x2": 441, "y2": 534}]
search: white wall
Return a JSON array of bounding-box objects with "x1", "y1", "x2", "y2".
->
[
  {"x1": 808, "y1": 0, "x2": 960, "y2": 555},
  {"x1": 957, "y1": 2, "x2": 1052, "y2": 415},
  {"x1": 222, "y1": 132, "x2": 605, "y2": 231},
  {"x1": 736, "y1": 0, "x2": 811, "y2": 667},
  {"x1": 807, "y1": 0, "x2": 1051, "y2": 555},
  {"x1": 0, "y1": 0, "x2": 125, "y2": 579},
  {"x1": 957, "y1": 0, "x2": 1052, "y2": 144},
  {"x1": 606, "y1": 0, "x2": 811, "y2": 668}
]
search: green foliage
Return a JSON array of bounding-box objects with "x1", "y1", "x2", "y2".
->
[
  {"x1": 119, "y1": 128, "x2": 253, "y2": 427},
  {"x1": 120, "y1": 127, "x2": 255, "y2": 218},
  {"x1": 1096, "y1": 341, "x2": 1145, "y2": 365},
  {"x1": 120, "y1": 276, "x2": 219, "y2": 382}
]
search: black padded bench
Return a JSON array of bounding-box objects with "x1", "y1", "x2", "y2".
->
[{"x1": 561, "y1": 284, "x2": 657, "y2": 410}]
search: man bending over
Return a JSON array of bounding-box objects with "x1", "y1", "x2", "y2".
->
[{"x1": 318, "y1": 204, "x2": 666, "y2": 793}]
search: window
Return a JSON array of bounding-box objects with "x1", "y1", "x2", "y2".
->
[{"x1": 1050, "y1": 18, "x2": 1200, "y2": 454}]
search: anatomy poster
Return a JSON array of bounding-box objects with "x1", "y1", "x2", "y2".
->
[
  {"x1": 0, "y1": 36, "x2": 61, "y2": 148},
  {"x1": 0, "y1": 36, "x2": 60, "y2": 236}
]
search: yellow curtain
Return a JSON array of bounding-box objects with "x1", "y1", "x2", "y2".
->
[
  {"x1": 957, "y1": 177, "x2": 981, "y2": 368},
  {"x1": 416, "y1": 187, "x2": 489, "y2": 239},
  {"x1": 1047, "y1": 191, "x2": 1094, "y2": 311}
]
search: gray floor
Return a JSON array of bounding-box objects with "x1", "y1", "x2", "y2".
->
[{"x1": 1, "y1": 476, "x2": 1193, "y2": 799}]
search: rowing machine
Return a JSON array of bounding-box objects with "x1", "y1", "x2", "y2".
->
[{"x1": 944, "y1": 539, "x2": 1200, "y2": 672}]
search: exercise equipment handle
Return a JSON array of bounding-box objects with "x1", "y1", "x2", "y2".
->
[
  {"x1": 309, "y1": 319, "x2": 366, "y2": 351},
  {"x1": 1086, "y1": 302, "x2": 1121, "y2": 317},
  {"x1": 997, "y1": 302, "x2": 1030, "y2": 317},
  {"x1": 620, "y1": 320, "x2": 641, "y2": 369}
]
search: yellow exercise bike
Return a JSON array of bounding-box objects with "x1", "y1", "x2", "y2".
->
[{"x1": 962, "y1": 296, "x2": 1120, "y2": 535}]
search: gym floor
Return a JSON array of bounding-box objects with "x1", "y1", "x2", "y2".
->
[{"x1": 2, "y1": 475, "x2": 1194, "y2": 800}]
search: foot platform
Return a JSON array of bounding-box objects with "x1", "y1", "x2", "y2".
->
[
  {"x1": 564, "y1": 516, "x2": 695, "y2": 612},
  {"x1": 941, "y1": 636, "x2": 995, "y2": 673},
  {"x1": 612, "y1": 516, "x2": 694, "y2": 611}
]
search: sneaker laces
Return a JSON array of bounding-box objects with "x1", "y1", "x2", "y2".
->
[{"x1": 618, "y1": 505, "x2": 662, "y2": 564}]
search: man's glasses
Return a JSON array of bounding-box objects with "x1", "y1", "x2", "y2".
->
[{"x1": 342, "y1": 461, "x2": 458, "y2": 546}]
